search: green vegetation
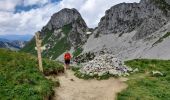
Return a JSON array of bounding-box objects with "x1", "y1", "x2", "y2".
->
[
  {"x1": 21, "y1": 24, "x2": 73, "y2": 59},
  {"x1": 74, "y1": 71, "x2": 115, "y2": 80},
  {"x1": 21, "y1": 29, "x2": 53, "y2": 55},
  {"x1": 42, "y1": 29, "x2": 53, "y2": 44},
  {"x1": 73, "y1": 47, "x2": 83, "y2": 57},
  {"x1": 43, "y1": 58, "x2": 64, "y2": 75},
  {"x1": 49, "y1": 37, "x2": 71, "y2": 59},
  {"x1": 20, "y1": 38, "x2": 36, "y2": 55},
  {"x1": 72, "y1": 67, "x2": 117, "y2": 80},
  {"x1": 118, "y1": 59, "x2": 170, "y2": 100},
  {"x1": 0, "y1": 49, "x2": 64, "y2": 100},
  {"x1": 62, "y1": 24, "x2": 72, "y2": 36},
  {"x1": 152, "y1": 0, "x2": 170, "y2": 15},
  {"x1": 46, "y1": 24, "x2": 72, "y2": 59},
  {"x1": 153, "y1": 32, "x2": 170, "y2": 46}
]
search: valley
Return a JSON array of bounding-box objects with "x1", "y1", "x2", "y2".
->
[{"x1": 1, "y1": 0, "x2": 170, "y2": 100}]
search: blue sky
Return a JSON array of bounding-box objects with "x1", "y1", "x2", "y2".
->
[
  {"x1": 15, "y1": 0, "x2": 61, "y2": 13},
  {"x1": 0, "y1": 0, "x2": 140, "y2": 36}
]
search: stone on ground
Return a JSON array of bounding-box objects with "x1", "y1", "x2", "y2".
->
[{"x1": 79, "y1": 54, "x2": 133, "y2": 77}]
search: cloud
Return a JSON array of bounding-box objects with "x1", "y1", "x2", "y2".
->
[
  {"x1": 0, "y1": 0, "x2": 140, "y2": 35},
  {"x1": 79, "y1": 0, "x2": 140, "y2": 27},
  {"x1": 0, "y1": 0, "x2": 21, "y2": 11}
]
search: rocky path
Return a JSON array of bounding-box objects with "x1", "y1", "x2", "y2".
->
[{"x1": 52, "y1": 70, "x2": 128, "y2": 100}]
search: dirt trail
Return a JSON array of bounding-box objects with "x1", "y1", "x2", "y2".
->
[{"x1": 52, "y1": 70, "x2": 128, "y2": 100}]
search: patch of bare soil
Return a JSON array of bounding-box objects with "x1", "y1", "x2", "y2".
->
[{"x1": 52, "y1": 70, "x2": 127, "y2": 100}]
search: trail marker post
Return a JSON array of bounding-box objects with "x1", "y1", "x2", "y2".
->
[{"x1": 35, "y1": 32, "x2": 44, "y2": 72}]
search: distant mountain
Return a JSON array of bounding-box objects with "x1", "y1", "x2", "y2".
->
[
  {"x1": 0, "y1": 38, "x2": 27, "y2": 51},
  {"x1": 0, "y1": 38, "x2": 10, "y2": 42},
  {"x1": 0, "y1": 34, "x2": 33, "y2": 41}
]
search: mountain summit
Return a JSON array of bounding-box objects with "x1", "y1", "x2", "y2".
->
[
  {"x1": 22, "y1": 0, "x2": 170, "y2": 60},
  {"x1": 22, "y1": 8, "x2": 89, "y2": 59},
  {"x1": 96, "y1": 0, "x2": 170, "y2": 40},
  {"x1": 83, "y1": 0, "x2": 170, "y2": 60}
]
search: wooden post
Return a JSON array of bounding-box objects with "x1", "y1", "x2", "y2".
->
[{"x1": 35, "y1": 32, "x2": 43, "y2": 72}]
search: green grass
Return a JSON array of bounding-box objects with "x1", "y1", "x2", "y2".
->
[
  {"x1": 0, "y1": 48, "x2": 64, "y2": 100},
  {"x1": 21, "y1": 28, "x2": 53, "y2": 56},
  {"x1": 21, "y1": 24, "x2": 72, "y2": 60},
  {"x1": 62, "y1": 24, "x2": 72, "y2": 36},
  {"x1": 153, "y1": 32, "x2": 170, "y2": 46},
  {"x1": 49, "y1": 37, "x2": 71, "y2": 59},
  {"x1": 20, "y1": 38, "x2": 36, "y2": 55},
  {"x1": 74, "y1": 71, "x2": 114, "y2": 80},
  {"x1": 47, "y1": 24, "x2": 72, "y2": 59},
  {"x1": 42, "y1": 28, "x2": 53, "y2": 44},
  {"x1": 73, "y1": 47, "x2": 83, "y2": 57},
  {"x1": 118, "y1": 59, "x2": 170, "y2": 100},
  {"x1": 72, "y1": 67, "x2": 117, "y2": 80}
]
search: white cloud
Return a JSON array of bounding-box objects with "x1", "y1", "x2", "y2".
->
[
  {"x1": 0, "y1": 0, "x2": 140, "y2": 35},
  {"x1": 79, "y1": 0, "x2": 140, "y2": 27},
  {"x1": 0, "y1": 0, "x2": 21, "y2": 11}
]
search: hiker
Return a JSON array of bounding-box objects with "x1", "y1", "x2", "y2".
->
[{"x1": 64, "y1": 51, "x2": 71, "y2": 72}]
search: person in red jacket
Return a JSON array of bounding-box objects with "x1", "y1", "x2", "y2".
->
[{"x1": 64, "y1": 51, "x2": 71, "y2": 72}]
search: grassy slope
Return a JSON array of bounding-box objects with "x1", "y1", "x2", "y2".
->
[
  {"x1": 20, "y1": 37, "x2": 36, "y2": 55},
  {"x1": 47, "y1": 24, "x2": 72, "y2": 59},
  {"x1": 118, "y1": 59, "x2": 170, "y2": 100},
  {"x1": 21, "y1": 24, "x2": 72, "y2": 59},
  {"x1": 0, "y1": 49, "x2": 64, "y2": 100}
]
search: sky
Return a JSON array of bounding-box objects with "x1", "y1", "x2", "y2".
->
[{"x1": 0, "y1": 0, "x2": 140, "y2": 36}]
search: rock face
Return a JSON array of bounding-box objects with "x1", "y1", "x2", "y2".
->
[
  {"x1": 22, "y1": 0, "x2": 170, "y2": 61},
  {"x1": 42, "y1": 8, "x2": 88, "y2": 47},
  {"x1": 97, "y1": 0, "x2": 170, "y2": 40},
  {"x1": 79, "y1": 54, "x2": 132, "y2": 76},
  {"x1": 22, "y1": 8, "x2": 89, "y2": 59},
  {"x1": 11, "y1": 40, "x2": 26, "y2": 48},
  {"x1": 83, "y1": 0, "x2": 170, "y2": 60},
  {"x1": 45, "y1": 8, "x2": 87, "y2": 31}
]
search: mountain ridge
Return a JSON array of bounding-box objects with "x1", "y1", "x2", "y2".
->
[
  {"x1": 0, "y1": 38, "x2": 27, "y2": 51},
  {"x1": 22, "y1": 0, "x2": 170, "y2": 61},
  {"x1": 22, "y1": 8, "x2": 89, "y2": 59}
]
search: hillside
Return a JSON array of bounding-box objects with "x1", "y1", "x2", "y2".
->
[
  {"x1": 21, "y1": 0, "x2": 170, "y2": 62},
  {"x1": 0, "y1": 49, "x2": 64, "y2": 99},
  {"x1": 21, "y1": 8, "x2": 89, "y2": 60},
  {"x1": 82, "y1": 0, "x2": 170, "y2": 60},
  {"x1": 118, "y1": 59, "x2": 170, "y2": 99}
]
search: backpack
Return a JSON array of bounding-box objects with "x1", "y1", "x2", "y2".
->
[{"x1": 64, "y1": 53, "x2": 71, "y2": 60}]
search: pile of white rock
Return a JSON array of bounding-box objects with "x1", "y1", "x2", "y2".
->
[{"x1": 79, "y1": 54, "x2": 133, "y2": 77}]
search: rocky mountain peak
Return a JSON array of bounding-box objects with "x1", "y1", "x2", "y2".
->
[
  {"x1": 44, "y1": 8, "x2": 87, "y2": 31},
  {"x1": 96, "y1": 0, "x2": 170, "y2": 40},
  {"x1": 21, "y1": 8, "x2": 89, "y2": 59}
]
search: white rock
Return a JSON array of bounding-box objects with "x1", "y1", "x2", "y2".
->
[
  {"x1": 109, "y1": 69, "x2": 118, "y2": 75},
  {"x1": 152, "y1": 71, "x2": 163, "y2": 76},
  {"x1": 98, "y1": 72, "x2": 106, "y2": 76},
  {"x1": 133, "y1": 68, "x2": 139, "y2": 73},
  {"x1": 80, "y1": 54, "x2": 132, "y2": 77}
]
